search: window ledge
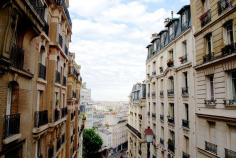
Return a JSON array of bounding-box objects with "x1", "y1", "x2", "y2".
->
[
  {"x1": 32, "y1": 124, "x2": 49, "y2": 134},
  {"x1": 3, "y1": 133, "x2": 22, "y2": 144},
  {"x1": 197, "y1": 147, "x2": 220, "y2": 158}
]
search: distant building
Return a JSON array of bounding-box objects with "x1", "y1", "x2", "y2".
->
[{"x1": 80, "y1": 83, "x2": 93, "y2": 128}]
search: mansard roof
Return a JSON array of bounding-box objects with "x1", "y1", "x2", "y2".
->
[{"x1": 177, "y1": 5, "x2": 190, "y2": 14}]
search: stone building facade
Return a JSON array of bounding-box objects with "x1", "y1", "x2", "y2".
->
[
  {"x1": 127, "y1": 83, "x2": 147, "y2": 158},
  {"x1": 145, "y1": 5, "x2": 196, "y2": 158},
  {"x1": 0, "y1": 0, "x2": 84, "y2": 158},
  {"x1": 191, "y1": 0, "x2": 236, "y2": 157}
]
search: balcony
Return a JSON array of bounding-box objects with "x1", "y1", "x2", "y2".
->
[
  {"x1": 152, "y1": 113, "x2": 156, "y2": 118},
  {"x1": 61, "y1": 107, "x2": 67, "y2": 117},
  {"x1": 38, "y1": 63, "x2": 46, "y2": 80},
  {"x1": 10, "y1": 45, "x2": 24, "y2": 70},
  {"x1": 167, "y1": 89, "x2": 174, "y2": 97},
  {"x1": 200, "y1": 10, "x2": 211, "y2": 27},
  {"x1": 203, "y1": 53, "x2": 214, "y2": 63},
  {"x1": 4, "y1": 113, "x2": 20, "y2": 138},
  {"x1": 58, "y1": 34, "x2": 63, "y2": 48},
  {"x1": 182, "y1": 87, "x2": 189, "y2": 97},
  {"x1": 63, "y1": 76, "x2": 67, "y2": 86},
  {"x1": 160, "y1": 114, "x2": 164, "y2": 121},
  {"x1": 182, "y1": 119, "x2": 189, "y2": 128},
  {"x1": 55, "y1": 71, "x2": 61, "y2": 84},
  {"x1": 182, "y1": 151, "x2": 190, "y2": 158},
  {"x1": 205, "y1": 141, "x2": 217, "y2": 155},
  {"x1": 225, "y1": 148, "x2": 236, "y2": 158},
  {"x1": 126, "y1": 124, "x2": 141, "y2": 139},
  {"x1": 168, "y1": 139, "x2": 175, "y2": 153},
  {"x1": 147, "y1": 112, "x2": 150, "y2": 116},
  {"x1": 224, "y1": 99, "x2": 236, "y2": 107},
  {"x1": 152, "y1": 92, "x2": 156, "y2": 99},
  {"x1": 205, "y1": 99, "x2": 216, "y2": 107},
  {"x1": 167, "y1": 116, "x2": 175, "y2": 124},
  {"x1": 179, "y1": 55, "x2": 187, "y2": 64},
  {"x1": 34, "y1": 110, "x2": 48, "y2": 128},
  {"x1": 167, "y1": 59, "x2": 174, "y2": 67},
  {"x1": 160, "y1": 138, "x2": 164, "y2": 145},
  {"x1": 152, "y1": 71, "x2": 156, "y2": 76},
  {"x1": 222, "y1": 43, "x2": 236, "y2": 56},
  {"x1": 218, "y1": 0, "x2": 232, "y2": 15},
  {"x1": 29, "y1": 0, "x2": 46, "y2": 23},
  {"x1": 160, "y1": 67, "x2": 163, "y2": 73},
  {"x1": 160, "y1": 90, "x2": 164, "y2": 97},
  {"x1": 54, "y1": 109, "x2": 60, "y2": 122}
]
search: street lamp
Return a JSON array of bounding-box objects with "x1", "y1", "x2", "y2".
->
[{"x1": 144, "y1": 126, "x2": 154, "y2": 158}]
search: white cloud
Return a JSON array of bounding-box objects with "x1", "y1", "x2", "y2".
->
[{"x1": 69, "y1": 0, "x2": 185, "y2": 101}]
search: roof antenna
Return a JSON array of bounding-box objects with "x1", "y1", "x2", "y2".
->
[{"x1": 171, "y1": 11, "x2": 173, "y2": 19}]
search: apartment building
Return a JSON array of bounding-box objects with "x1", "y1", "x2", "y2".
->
[
  {"x1": 127, "y1": 83, "x2": 147, "y2": 158},
  {"x1": 191, "y1": 0, "x2": 236, "y2": 157},
  {"x1": 0, "y1": 0, "x2": 85, "y2": 158},
  {"x1": 145, "y1": 5, "x2": 196, "y2": 158},
  {"x1": 66, "y1": 52, "x2": 83, "y2": 158}
]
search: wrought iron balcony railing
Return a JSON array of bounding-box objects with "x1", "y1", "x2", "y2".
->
[
  {"x1": 200, "y1": 10, "x2": 211, "y2": 27},
  {"x1": 167, "y1": 89, "x2": 174, "y2": 97},
  {"x1": 38, "y1": 63, "x2": 46, "y2": 80},
  {"x1": 182, "y1": 151, "x2": 190, "y2": 158},
  {"x1": 167, "y1": 116, "x2": 175, "y2": 124},
  {"x1": 225, "y1": 148, "x2": 236, "y2": 158},
  {"x1": 168, "y1": 139, "x2": 175, "y2": 153},
  {"x1": 218, "y1": 0, "x2": 232, "y2": 15},
  {"x1": 203, "y1": 53, "x2": 214, "y2": 63},
  {"x1": 182, "y1": 87, "x2": 189, "y2": 97},
  {"x1": 182, "y1": 119, "x2": 189, "y2": 128},
  {"x1": 223, "y1": 99, "x2": 236, "y2": 106},
  {"x1": 152, "y1": 113, "x2": 156, "y2": 118},
  {"x1": 10, "y1": 45, "x2": 24, "y2": 70},
  {"x1": 160, "y1": 114, "x2": 164, "y2": 121},
  {"x1": 221, "y1": 43, "x2": 236, "y2": 56},
  {"x1": 205, "y1": 141, "x2": 217, "y2": 155},
  {"x1": 160, "y1": 90, "x2": 164, "y2": 97},
  {"x1": 34, "y1": 110, "x2": 48, "y2": 128},
  {"x1": 205, "y1": 99, "x2": 216, "y2": 106},
  {"x1": 54, "y1": 109, "x2": 60, "y2": 122},
  {"x1": 29, "y1": 0, "x2": 46, "y2": 23},
  {"x1": 4, "y1": 113, "x2": 20, "y2": 138}
]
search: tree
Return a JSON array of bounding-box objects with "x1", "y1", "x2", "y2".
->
[{"x1": 83, "y1": 128, "x2": 103, "y2": 158}]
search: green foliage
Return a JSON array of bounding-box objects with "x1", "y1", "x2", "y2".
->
[{"x1": 83, "y1": 128, "x2": 103, "y2": 158}]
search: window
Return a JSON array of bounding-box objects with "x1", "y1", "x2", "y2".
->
[
  {"x1": 169, "y1": 76, "x2": 174, "y2": 90},
  {"x1": 224, "y1": 20, "x2": 234, "y2": 45},
  {"x1": 7, "y1": 81, "x2": 19, "y2": 115},
  {"x1": 182, "y1": 11, "x2": 187, "y2": 27},
  {"x1": 183, "y1": 72, "x2": 188, "y2": 88},
  {"x1": 184, "y1": 104, "x2": 189, "y2": 120},
  {"x1": 36, "y1": 90, "x2": 43, "y2": 111},
  {"x1": 168, "y1": 103, "x2": 174, "y2": 118},
  {"x1": 208, "y1": 121, "x2": 216, "y2": 142},
  {"x1": 153, "y1": 61, "x2": 156, "y2": 74},
  {"x1": 184, "y1": 136, "x2": 189, "y2": 153},
  {"x1": 161, "y1": 127, "x2": 164, "y2": 138},
  {"x1": 207, "y1": 75, "x2": 214, "y2": 100},
  {"x1": 228, "y1": 70, "x2": 236, "y2": 99},
  {"x1": 205, "y1": 33, "x2": 212, "y2": 55},
  {"x1": 228, "y1": 126, "x2": 236, "y2": 150},
  {"x1": 169, "y1": 49, "x2": 174, "y2": 60},
  {"x1": 161, "y1": 103, "x2": 164, "y2": 115},
  {"x1": 182, "y1": 41, "x2": 187, "y2": 60}
]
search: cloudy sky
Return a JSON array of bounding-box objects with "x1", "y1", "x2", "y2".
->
[{"x1": 69, "y1": 0, "x2": 189, "y2": 101}]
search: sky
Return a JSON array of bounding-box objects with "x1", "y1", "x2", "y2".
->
[{"x1": 69, "y1": 0, "x2": 190, "y2": 101}]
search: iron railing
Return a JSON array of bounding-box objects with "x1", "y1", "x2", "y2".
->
[
  {"x1": 29, "y1": 0, "x2": 46, "y2": 23},
  {"x1": 168, "y1": 116, "x2": 175, "y2": 124},
  {"x1": 10, "y1": 45, "x2": 24, "y2": 70},
  {"x1": 218, "y1": 0, "x2": 232, "y2": 15},
  {"x1": 225, "y1": 148, "x2": 236, "y2": 158},
  {"x1": 203, "y1": 53, "x2": 214, "y2": 63},
  {"x1": 4, "y1": 113, "x2": 20, "y2": 138},
  {"x1": 182, "y1": 151, "x2": 190, "y2": 158},
  {"x1": 160, "y1": 90, "x2": 164, "y2": 97},
  {"x1": 182, "y1": 87, "x2": 188, "y2": 96},
  {"x1": 168, "y1": 139, "x2": 175, "y2": 153},
  {"x1": 160, "y1": 138, "x2": 164, "y2": 145},
  {"x1": 34, "y1": 110, "x2": 48, "y2": 128},
  {"x1": 182, "y1": 119, "x2": 189, "y2": 128},
  {"x1": 167, "y1": 89, "x2": 174, "y2": 97},
  {"x1": 160, "y1": 114, "x2": 164, "y2": 121},
  {"x1": 205, "y1": 141, "x2": 217, "y2": 155},
  {"x1": 61, "y1": 107, "x2": 67, "y2": 117},
  {"x1": 200, "y1": 10, "x2": 211, "y2": 27},
  {"x1": 54, "y1": 109, "x2": 60, "y2": 122}
]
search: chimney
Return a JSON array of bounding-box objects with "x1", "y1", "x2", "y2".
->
[{"x1": 171, "y1": 11, "x2": 173, "y2": 19}]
